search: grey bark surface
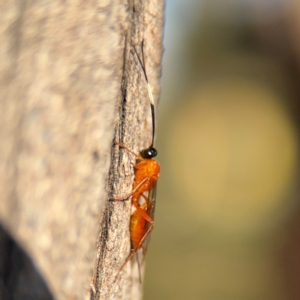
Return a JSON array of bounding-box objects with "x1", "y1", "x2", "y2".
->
[{"x1": 0, "y1": 1, "x2": 164, "y2": 300}]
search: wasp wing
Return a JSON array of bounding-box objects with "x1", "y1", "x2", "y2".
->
[{"x1": 141, "y1": 181, "x2": 157, "y2": 257}]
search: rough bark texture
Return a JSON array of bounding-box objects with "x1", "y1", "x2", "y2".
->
[{"x1": 0, "y1": 1, "x2": 164, "y2": 300}]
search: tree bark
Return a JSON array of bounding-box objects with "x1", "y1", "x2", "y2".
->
[{"x1": 0, "y1": 1, "x2": 164, "y2": 300}]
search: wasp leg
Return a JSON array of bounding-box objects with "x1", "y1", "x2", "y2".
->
[{"x1": 109, "y1": 177, "x2": 148, "y2": 201}]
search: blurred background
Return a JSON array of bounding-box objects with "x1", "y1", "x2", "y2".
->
[{"x1": 144, "y1": 0, "x2": 300, "y2": 299}]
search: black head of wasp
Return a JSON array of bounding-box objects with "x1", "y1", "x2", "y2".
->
[{"x1": 111, "y1": 41, "x2": 160, "y2": 284}]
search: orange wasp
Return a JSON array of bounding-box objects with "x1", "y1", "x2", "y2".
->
[{"x1": 112, "y1": 42, "x2": 160, "y2": 280}]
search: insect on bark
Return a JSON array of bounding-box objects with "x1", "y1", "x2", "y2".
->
[{"x1": 111, "y1": 41, "x2": 160, "y2": 282}]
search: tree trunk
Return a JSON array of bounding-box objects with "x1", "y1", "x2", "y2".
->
[{"x1": 0, "y1": 1, "x2": 165, "y2": 300}]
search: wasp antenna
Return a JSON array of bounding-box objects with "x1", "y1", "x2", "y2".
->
[
  {"x1": 149, "y1": 102, "x2": 155, "y2": 148},
  {"x1": 141, "y1": 40, "x2": 146, "y2": 73},
  {"x1": 132, "y1": 44, "x2": 155, "y2": 105},
  {"x1": 133, "y1": 43, "x2": 156, "y2": 147},
  {"x1": 133, "y1": 44, "x2": 148, "y2": 82}
]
